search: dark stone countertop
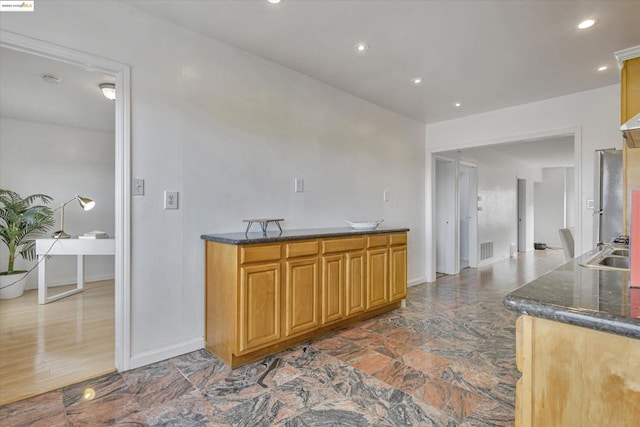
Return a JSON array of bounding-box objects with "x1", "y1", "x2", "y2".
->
[
  {"x1": 504, "y1": 247, "x2": 640, "y2": 339},
  {"x1": 201, "y1": 227, "x2": 410, "y2": 245}
]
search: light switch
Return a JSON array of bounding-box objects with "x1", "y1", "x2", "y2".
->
[
  {"x1": 133, "y1": 178, "x2": 144, "y2": 196},
  {"x1": 295, "y1": 178, "x2": 304, "y2": 193},
  {"x1": 383, "y1": 190, "x2": 389, "y2": 202},
  {"x1": 164, "y1": 191, "x2": 179, "y2": 209}
]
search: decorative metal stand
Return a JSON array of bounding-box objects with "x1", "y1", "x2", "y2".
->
[{"x1": 243, "y1": 218, "x2": 284, "y2": 235}]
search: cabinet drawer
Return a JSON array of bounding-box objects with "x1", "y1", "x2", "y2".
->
[
  {"x1": 285, "y1": 240, "x2": 319, "y2": 258},
  {"x1": 240, "y1": 245, "x2": 281, "y2": 264},
  {"x1": 390, "y1": 233, "x2": 407, "y2": 246},
  {"x1": 367, "y1": 234, "x2": 389, "y2": 248},
  {"x1": 322, "y1": 237, "x2": 365, "y2": 254}
]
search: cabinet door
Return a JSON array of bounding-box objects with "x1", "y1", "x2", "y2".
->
[
  {"x1": 285, "y1": 257, "x2": 319, "y2": 337},
  {"x1": 239, "y1": 263, "x2": 281, "y2": 354},
  {"x1": 345, "y1": 250, "x2": 366, "y2": 316},
  {"x1": 321, "y1": 254, "x2": 344, "y2": 325},
  {"x1": 367, "y1": 248, "x2": 389, "y2": 309},
  {"x1": 389, "y1": 245, "x2": 407, "y2": 302}
]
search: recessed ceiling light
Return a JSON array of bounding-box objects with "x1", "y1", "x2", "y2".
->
[
  {"x1": 355, "y1": 42, "x2": 368, "y2": 53},
  {"x1": 412, "y1": 77, "x2": 422, "y2": 85},
  {"x1": 454, "y1": 102, "x2": 462, "y2": 108},
  {"x1": 596, "y1": 65, "x2": 608, "y2": 72},
  {"x1": 578, "y1": 19, "x2": 596, "y2": 29},
  {"x1": 267, "y1": 0, "x2": 281, "y2": 4}
]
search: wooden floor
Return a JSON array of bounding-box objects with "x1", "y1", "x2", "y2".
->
[{"x1": 0, "y1": 280, "x2": 115, "y2": 405}]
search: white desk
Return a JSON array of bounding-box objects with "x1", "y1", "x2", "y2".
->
[{"x1": 36, "y1": 238, "x2": 115, "y2": 304}]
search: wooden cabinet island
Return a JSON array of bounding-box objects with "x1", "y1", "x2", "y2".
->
[{"x1": 201, "y1": 227, "x2": 408, "y2": 368}]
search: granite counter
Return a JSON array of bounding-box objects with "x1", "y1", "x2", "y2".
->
[
  {"x1": 504, "y1": 247, "x2": 640, "y2": 339},
  {"x1": 201, "y1": 227, "x2": 410, "y2": 245}
]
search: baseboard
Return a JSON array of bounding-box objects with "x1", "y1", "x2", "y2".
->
[
  {"x1": 408, "y1": 277, "x2": 426, "y2": 287},
  {"x1": 128, "y1": 337, "x2": 205, "y2": 370},
  {"x1": 25, "y1": 273, "x2": 115, "y2": 290}
]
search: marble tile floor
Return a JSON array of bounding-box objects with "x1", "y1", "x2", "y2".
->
[{"x1": 0, "y1": 249, "x2": 566, "y2": 426}]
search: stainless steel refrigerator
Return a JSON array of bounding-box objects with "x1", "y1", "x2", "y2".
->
[{"x1": 594, "y1": 149, "x2": 623, "y2": 245}]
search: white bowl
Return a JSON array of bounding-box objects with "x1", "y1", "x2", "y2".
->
[{"x1": 345, "y1": 219, "x2": 384, "y2": 230}]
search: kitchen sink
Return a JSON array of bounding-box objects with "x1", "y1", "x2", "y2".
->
[
  {"x1": 579, "y1": 246, "x2": 630, "y2": 272},
  {"x1": 597, "y1": 256, "x2": 630, "y2": 269}
]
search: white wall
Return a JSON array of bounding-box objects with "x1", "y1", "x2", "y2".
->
[
  {"x1": 533, "y1": 166, "x2": 576, "y2": 248},
  {"x1": 425, "y1": 85, "x2": 622, "y2": 281},
  {"x1": 534, "y1": 167, "x2": 565, "y2": 248},
  {"x1": 0, "y1": 1, "x2": 426, "y2": 367},
  {"x1": 0, "y1": 117, "x2": 115, "y2": 289}
]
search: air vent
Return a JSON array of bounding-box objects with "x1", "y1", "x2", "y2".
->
[{"x1": 480, "y1": 242, "x2": 494, "y2": 261}]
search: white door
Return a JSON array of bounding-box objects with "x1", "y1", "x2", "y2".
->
[
  {"x1": 459, "y1": 165, "x2": 470, "y2": 269},
  {"x1": 517, "y1": 178, "x2": 527, "y2": 252},
  {"x1": 436, "y1": 158, "x2": 456, "y2": 274},
  {"x1": 458, "y1": 163, "x2": 478, "y2": 269}
]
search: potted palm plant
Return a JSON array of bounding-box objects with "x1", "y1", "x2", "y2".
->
[{"x1": 0, "y1": 189, "x2": 55, "y2": 299}]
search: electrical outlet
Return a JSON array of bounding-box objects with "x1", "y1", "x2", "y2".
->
[
  {"x1": 295, "y1": 178, "x2": 304, "y2": 193},
  {"x1": 164, "y1": 191, "x2": 179, "y2": 209},
  {"x1": 133, "y1": 178, "x2": 145, "y2": 196}
]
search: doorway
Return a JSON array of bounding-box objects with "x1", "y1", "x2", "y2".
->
[
  {"x1": 435, "y1": 157, "x2": 478, "y2": 275},
  {"x1": 0, "y1": 30, "x2": 131, "y2": 402}
]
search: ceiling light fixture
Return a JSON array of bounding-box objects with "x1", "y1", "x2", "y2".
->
[
  {"x1": 412, "y1": 77, "x2": 423, "y2": 85},
  {"x1": 454, "y1": 102, "x2": 462, "y2": 108},
  {"x1": 99, "y1": 83, "x2": 116, "y2": 101},
  {"x1": 267, "y1": 0, "x2": 281, "y2": 4},
  {"x1": 596, "y1": 65, "x2": 608, "y2": 72},
  {"x1": 355, "y1": 42, "x2": 368, "y2": 53},
  {"x1": 578, "y1": 19, "x2": 596, "y2": 29}
]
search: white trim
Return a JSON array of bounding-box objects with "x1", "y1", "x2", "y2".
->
[
  {"x1": 408, "y1": 277, "x2": 426, "y2": 287},
  {"x1": 426, "y1": 125, "x2": 583, "y2": 279},
  {"x1": 129, "y1": 338, "x2": 205, "y2": 369},
  {"x1": 614, "y1": 45, "x2": 640, "y2": 69},
  {"x1": 0, "y1": 30, "x2": 132, "y2": 371}
]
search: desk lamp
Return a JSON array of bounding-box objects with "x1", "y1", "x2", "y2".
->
[{"x1": 51, "y1": 195, "x2": 95, "y2": 239}]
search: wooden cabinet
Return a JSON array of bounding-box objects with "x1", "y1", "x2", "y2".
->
[
  {"x1": 365, "y1": 233, "x2": 407, "y2": 308},
  {"x1": 345, "y1": 250, "x2": 366, "y2": 316},
  {"x1": 389, "y1": 232, "x2": 408, "y2": 302},
  {"x1": 321, "y1": 236, "x2": 366, "y2": 324},
  {"x1": 367, "y1": 248, "x2": 389, "y2": 309},
  {"x1": 321, "y1": 254, "x2": 344, "y2": 325},
  {"x1": 389, "y1": 245, "x2": 407, "y2": 302},
  {"x1": 204, "y1": 231, "x2": 408, "y2": 368},
  {"x1": 238, "y1": 263, "x2": 281, "y2": 354},
  {"x1": 515, "y1": 315, "x2": 640, "y2": 426},
  {"x1": 621, "y1": 56, "x2": 640, "y2": 234},
  {"x1": 285, "y1": 257, "x2": 319, "y2": 337}
]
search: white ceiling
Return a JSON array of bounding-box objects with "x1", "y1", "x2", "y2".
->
[
  {"x1": 439, "y1": 135, "x2": 576, "y2": 169},
  {"x1": 0, "y1": 48, "x2": 115, "y2": 133},
  {"x1": 122, "y1": 0, "x2": 640, "y2": 123}
]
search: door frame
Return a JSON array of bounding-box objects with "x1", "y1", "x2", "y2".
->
[
  {"x1": 1, "y1": 30, "x2": 132, "y2": 370},
  {"x1": 426, "y1": 127, "x2": 582, "y2": 283}
]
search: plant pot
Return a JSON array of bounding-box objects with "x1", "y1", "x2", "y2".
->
[{"x1": 0, "y1": 271, "x2": 28, "y2": 299}]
